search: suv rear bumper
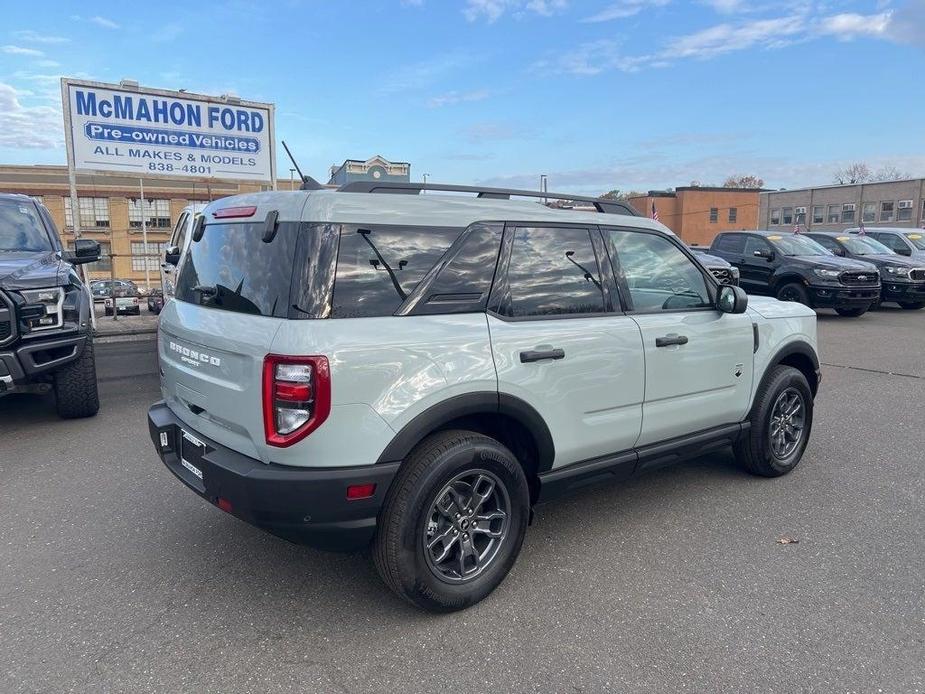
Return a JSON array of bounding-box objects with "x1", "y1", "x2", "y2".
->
[
  {"x1": 881, "y1": 281, "x2": 925, "y2": 303},
  {"x1": 147, "y1": 401, "x2": 399, "y2": 552},
  {"x1": 807, "y1": 284, "x2": 879, "y2": 308}
]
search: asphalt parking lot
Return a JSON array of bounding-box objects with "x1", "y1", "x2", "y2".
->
[{"x1": 1, "y1": 308, "x2": 923, "y2": 693}]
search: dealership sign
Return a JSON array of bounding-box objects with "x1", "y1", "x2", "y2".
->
[{"x1": 61, "y1": 78, "x2": 276, "y2": 182}]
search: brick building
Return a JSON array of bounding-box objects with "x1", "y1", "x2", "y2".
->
[
  {"x1": 628, "y1": 186, "x2": 762, "y2": 246},
  {"x1": 759, "y1": 179, "x2": 925, "y2": 232},
  {"x1": 0, "y1": 164, "x2": 299, "y2": 288},
  {"x1": 328, "y1": 155, "x2": 410, "y2": 186}
]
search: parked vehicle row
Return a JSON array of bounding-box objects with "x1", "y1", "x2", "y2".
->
[
  {"x1": 709, "y1": 229, "x2": 925, "y2": 316},
  {"x1": 147, "y1": 182, "x2": 820, "y2": 612}
]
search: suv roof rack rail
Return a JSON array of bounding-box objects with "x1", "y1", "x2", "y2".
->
[{"x1": 336, "y1": 181, "x2": 639, "y2": 216}]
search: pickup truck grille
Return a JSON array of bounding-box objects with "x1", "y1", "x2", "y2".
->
[
  {"x1": 840, "y1": 271, "x2": 879, "y2": 285},
  {"x1": 910, "y1": 269, "x2": 925, "y2": 282},
  {"x1": 0, "y1": 291, "x2": 14, "y2": 346},
  {"x1": 709, "y1": 268, "x2": 737, "y2": 286}
]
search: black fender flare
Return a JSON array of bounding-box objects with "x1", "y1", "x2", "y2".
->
[
  {"x1": 375, "y1": 391, "x2": 555, "y2": 471},
  {"x1": 755, "y1": 340, "x2": 820, "y2": 407}
]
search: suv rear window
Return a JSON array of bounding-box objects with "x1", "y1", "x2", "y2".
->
[
  {"x1": 0, "y1": 199, "x2": 52, "y2": 252},
  {"x1": 332, "y1": 225, "x2": 461, "y2": 318},
  {"x1": 176, "y1": 222, "x2": 303, "y2": 317}
]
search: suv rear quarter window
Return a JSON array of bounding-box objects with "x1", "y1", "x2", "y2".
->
[
  {"x1": 712, "y1": 233, "x2": 745, "y2": 254},
  {"x1": 332, "y1": 225, "x2": 461, "y2": 318}
]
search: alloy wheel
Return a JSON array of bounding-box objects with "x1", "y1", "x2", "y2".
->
[{"x1": 769, "y1": 387, "x2": 806, "y2": 460}]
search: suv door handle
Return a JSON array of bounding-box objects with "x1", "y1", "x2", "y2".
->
[
  {"x1": 520, "y1": 348, "x2": 565, "y2": 363},
  {"x1": 655, "y1": 334, "x2": 688, "y2": 347}
]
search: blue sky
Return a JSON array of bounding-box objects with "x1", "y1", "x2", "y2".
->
[{"x1": 1, "y1": 0, "x2": 923, "y2": 195}]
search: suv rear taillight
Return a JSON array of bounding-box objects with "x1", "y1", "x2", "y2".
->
[{"x1": 262, "y1": 354, "x2": 331, "y2": 447}]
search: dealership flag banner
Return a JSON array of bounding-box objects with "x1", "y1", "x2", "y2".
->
[
  {"x1": 61, "y1": 78, "x2": 276, "y2": 183},
  {"x1": 651, "y1": 202, "x2": 659, "y2": 221}
]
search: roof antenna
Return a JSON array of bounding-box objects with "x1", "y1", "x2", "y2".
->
[{"x1": 281, "y1": 140, "x2": 323, "y2": 191}]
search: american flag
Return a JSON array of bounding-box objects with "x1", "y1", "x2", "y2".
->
[
  {"x1": 651, "y1": 201, "x2": 659, "y2": 222},
  {"x1": 858, "y1": 220, "x2": 866, "y2": 235}
]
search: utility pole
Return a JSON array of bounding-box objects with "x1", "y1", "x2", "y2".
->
[
  {"x1": 540, "y1": 174, "x2": 548, "y2": 205},
  {"x1": 290, "y1": 168, "x2": 296, "y2": 190},
  {"x1": 139, "y1": 178, "x2": 150, "y2": 292},
  {"x1": 422, "y1": 173, "x2": 430, "y2": 194}
]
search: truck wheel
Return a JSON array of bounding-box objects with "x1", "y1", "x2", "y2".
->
[
  {"x1": 898, "y1": 301, "x2": 925, "y2": 310},
  {"x1": 776, "y1": 282, "x2": 809, "y2": 306},
  {"x1": 374, "y1": 430, "x2": 529, "y2": 612},
  {"x1": 734, "y1": 365, "x2": 813, "y2": 477},
  {"x1": 54, "y1": 338, "x2": 100, "y2": 419},
  {"x1": 835, "y1": 306, "x2": 868, "y2": 317}
]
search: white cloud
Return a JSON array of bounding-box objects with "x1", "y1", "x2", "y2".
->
[
  {"x1": 11, "y1": 30, "x2": 70, "y2": 44},
  {"x1": 1, "y1": 45, "x2": 44, "y2": 56},
  {"x1": 379, "y1": 53, "x2": 475, "y2": 93},
  {"x1": 0, "y1": 83, "x2": 62, "y2": 149},
  {"x1": 581, "y1": 0, "x2": 670, "y2": 23},
  {"x1": 35, "y1": 59, "x2": 60, "y2": 68},
  {"x1": 463, "y1": 0, "x2": 567, "y2": 22},
  {"x1": 664, "y1": 14, "x2": 806, "y2": 59},
  {"x1": 701, "y1": 0, "x2": 745, "y2": 13},
  {"x1": 90, "y1": 16, "x2": 120, "y2": 29},
  {"x1": 427, "y1": 89, "x2": 491, "y2": 107},
  {"x1": 817, "y1": 11, "x2": 892, "y2": 39}
]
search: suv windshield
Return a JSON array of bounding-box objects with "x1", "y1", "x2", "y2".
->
[
  {"x1": 904, "y1": 233, "x2": 925, "y2": 250},
  {"x1": 766, "y1": 234, "x2": 829, "y2": 256},
  {"x1": 839, "y1": 236, "x2": 893, "y2": 255},
  {"x1": 0, "y1": 199, "x2": 52, "y2": 252}
]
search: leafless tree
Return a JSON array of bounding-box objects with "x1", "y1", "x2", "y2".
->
[
  {"x1": 723, "y1": 174, "x2": 765, "y2": 189},
  {"x1": 871, "y1": 166, "x2": 912, "y2": 182},
  {"x1": 833, "y1": 163, "x2": 872, "y2": 184}
]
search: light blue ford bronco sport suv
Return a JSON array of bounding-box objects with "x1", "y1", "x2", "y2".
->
[{"x1": 148, "y1": 181, "x2": 820, "y2": 612}]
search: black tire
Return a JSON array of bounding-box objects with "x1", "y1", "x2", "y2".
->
[
  {"x1": 54, "y1": 338, "x2": 100, "y2": 419},
  {"x1": 374, "y1": 430, "x2": 529, "y2": 612},
  {"x1": 734, "y1": 365, "x2": 813, "y2": 477},
  {"x1": 898, "y1": 301, "x2": 925, "y2": 310},
  {"x1": 835, "y1": 306, "x2": 868, "y2": 317},
  {"x1": 776, "y1": 282, "x2": 809, "y2": 306}
]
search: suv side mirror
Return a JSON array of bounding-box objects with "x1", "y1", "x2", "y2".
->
[
  {"x1": 164, "y1": 245, "x2": 181, "y2": 266},
  {"x1": 64, "y1": 239, "x2": 101, "y2": 265},
  {"x1": 753, "y1": 248, "x2": 774, "y2": 261},
  {"x1": 717, "y1": 285, "x2": 748, "y2": 314}
]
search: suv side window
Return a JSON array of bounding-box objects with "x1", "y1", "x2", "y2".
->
[
  {"x1": 811, "y1": 235, "x2": 840, "y2": 253},
  {"x1": 871, "y1": 233, "x2": 907, "y2": 254},
  {"x1": 713, "y1": 233, "x2": 745, "y2": 254},
  {"x1": 607, "y1": 230, "x2": 712, "y2": 312},
  {"x1": 497, "y1": 226, "x2": 605, "y2": 318},
  {"x1": 744, "y1": 235, "x2": 772, "y2": 257},
  {"x1": 332, "y1": 225, "x2": 461, "y2": 318}
]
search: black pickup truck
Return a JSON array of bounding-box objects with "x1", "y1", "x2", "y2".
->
[{"x1": 0, "y1": 194, "x2": 101, "y2": 417}]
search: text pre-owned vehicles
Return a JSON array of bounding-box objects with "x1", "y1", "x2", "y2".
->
[
  {"x1": 688, "y1": 246, "x2": 740, "y2": 286},
  {"x1": 846, "y1": 227, "x2": 925, "y2": 262},
  {"x1": 148, "y1": 182, "x2": 820, "y2": 612},
  {"x1": 0, "y1": 194, "x2": 101, "y2": 418},
  {"x1": 806, "y1": 232, "x2": 925, "y2": 310},
  {"x1": 710, "y1": 230, "x2": 880, "y2": 317}
]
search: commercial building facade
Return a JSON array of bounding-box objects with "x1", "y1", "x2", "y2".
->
[
  {"x1": 328, "y1": 155, "x2": 410, "y2": 186},
  {"x1": 628, "y1": 187, "x2": 762, "y2": 246},
  {"x1": 759, "y1": 179, "x2": 925, "y2": 233},
  {"x1": 0, "y1": 164, "x2": 296, "y2": 288}
]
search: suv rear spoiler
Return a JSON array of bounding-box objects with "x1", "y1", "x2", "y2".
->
[{"x1": 335, "y1": 181, "x2": 640, "y2": 216}]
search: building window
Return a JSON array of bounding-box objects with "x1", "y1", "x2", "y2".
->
[
  {"x1": 880, "y1": 201, "x2": 894, "y2": 222},
  {"x1": 782, "y1": 207, "x2": 793, "y2": 225},
  {"x1": 795, "y1": 207, "x2": 806, "y2": 224},
  {"x1": 812, "y1": 206, "x2": 824, "y2": 224},
  {"x1": 728, "y1": 207, "x2": 737, "y2": 223},
  {"x1": 73, "y1": 241, "x2": 111, "y2": 272},
  {"x1": 64, "y1": 197, "x2": 110, "y2": 229},
  {"x1": 770, "y1": 208, "x2": 781, "y2": 225},
  {"x1": 131, "y1": 241, "x2": 167, "y2": 271},
  {"x1": 841, "y1": 203, "x2": 856, "y2": 224},
  {"x1": 826, "y1": 205, "x2": 840, "y2": 224},
  {"x1": 862, "y1": 202, "x2": 877, "y2": 223},
  {"x1": 709, "y1": 207, "x2": 718, "y2": 223},
  {"x1": 897, "y1": 200, "x2": 913, "y2": 222},
  {"x1": 128, "y1": 198, "x2": 171, "y2": 228}
]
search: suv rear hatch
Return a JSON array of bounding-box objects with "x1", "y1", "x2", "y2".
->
[{"x1": 158, "y1": 209, "x2": 335, "y2": 463}]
